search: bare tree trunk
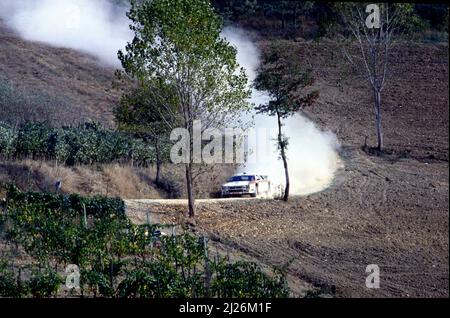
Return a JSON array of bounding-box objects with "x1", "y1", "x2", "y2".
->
[
  {"x1": 184, "y1": 115, "x2": 196, "y2": 218},
  {"x1": 374, "y1": 90, "x2": 383, "y2": 151},
  {"x1": 156, "y1": 161, "x2": 161, "y2": 184},
  {"x1": 185, "y1": 163, "x2": 195, "y2": 217},
  {"x1": 277, "y1": 112, "x2": 289, "y2": 201},
  {"x1": 155, "y1": 138, "x2": 161, "y2": 184},
  {"x1": 282, "y1": 149, "x2": 290, "y2": 201}
]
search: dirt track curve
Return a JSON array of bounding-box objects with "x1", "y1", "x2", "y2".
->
[{"x1": 125, "y1": 146, "x2": 449, "y2": 298}]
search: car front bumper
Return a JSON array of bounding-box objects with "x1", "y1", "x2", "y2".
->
[{"x1": 222, "y1": 186, "x2": 255, "y2": 196}]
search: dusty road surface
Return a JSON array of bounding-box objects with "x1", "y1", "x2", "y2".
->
[
  {"x1": 125, "y1": 146, "x2": 449, "y2": 298},
  {"x1": 125, "y1": 41, "x2": 449, "y2": 299}
]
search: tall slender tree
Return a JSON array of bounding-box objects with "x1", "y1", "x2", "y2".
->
[
  {"x1": 118, "y1": 0, "x2": 251, "y2": 217},
  {"x1": 340, "y1": 3, "x2": 416, "y2": 151},
  {"x1": 254, "y1": 41, "x2": 319, "y2": 201}
]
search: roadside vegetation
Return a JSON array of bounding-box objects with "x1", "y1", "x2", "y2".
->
[
  {"x1": 0, "y1": 0, "x2": 448, "y2": 298},
  {"x1": 0, "y1": 121, "x2": 163, "y2": 166},
  {"x1": 0, "y1": 185, "x2": 289, "y2": 298}
]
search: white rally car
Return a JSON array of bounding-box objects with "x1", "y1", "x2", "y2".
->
[{"x1": 221, "y1": 173, "x2": 271, "y2": 198}]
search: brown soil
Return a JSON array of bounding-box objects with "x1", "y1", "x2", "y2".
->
[
  {"x1": 126, "y1": 147, "x2": 449, "y2": 297},
  {"x1": 0, "y1": 21, "x2": 448, "y2": 298},
  {"x1": 126, "y1": 40, "x2": 449, "y2": 298},
  {"x1": 0, "y1": 20, "x2": 120, "y2": 126}
]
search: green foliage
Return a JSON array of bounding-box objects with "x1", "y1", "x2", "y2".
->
[
  {"x1": 0, "y1": 261, "x2": 63, "y2": 298},
  {"x1": 254, "y1": 41, "x2": 319, "y2": 119},
  {"x1": 28, "y1": 268, "x2": 63, "y2": 298},
  {"x1": 0, "y1": 122, "x2": 17, "y2": 159},
  {"x1": 15, "y1": 122, "x2": 53, "y2": 159},
  {"x1": 117, "y1": 261, "x2": 202, "y2": 298},
  {"x1": 118, "y1": 0, "x2": 251, "y2": 133},
  {"x1": 254, "y1": 41, "x2": 318, "y2": 201},
  {"x1": 114, "y1": 84, "x2": 174, "y2": 178},
  {"x1": 0, "y1": 261, "x2": 23, "y2": 297},
  {"x1": 212, "y1": 0, "x2": 258, "y2": 23},
  {"x1": 0, "y1": 121, "x2": 158, "y2": 166},
  {"x1": 115, "y1": 85, "x2": 175, "y2": 137},
  {"x1": 5, "y1": 185, "x2": 126, "y2": 220},
  {"x1": 212, "y1": 260, "x2": 289, "y2": 297},
  {"x1": 119, "y1": 0, "x2": 252, "y2": 217},
  {"x1": 1, "y1": 186, "x2": 290, "y2": 298}
]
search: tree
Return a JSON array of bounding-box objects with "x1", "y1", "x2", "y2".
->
[
  {"x1": 118, "y1": 0, "x2": 251, "y2": 217},
  {"x1": 259, "y1": 0, "x2": 314, "y2": 30},
  {"x1": 254, "y1": 41, "x2": 319, "y2": 201},
  {"x1": 340, "y1": 3, "x2": 415, "y2": 152},
  {"x1": 114, "y1": 84, "x2": 175, "y2": 183}
]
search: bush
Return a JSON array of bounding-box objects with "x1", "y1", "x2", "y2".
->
[
  {"x1": 15, "y1": 122, "x2": 53, "y2": 159},
  {"x1": 0, "y1": 261, "x2": 23, "y2": 297},
  {"x1": 5, "y1": 184, "x2": 126, "y2": 219},
  {"x1": 0, "y1": 120, "x2": 159, "y2": 166},
  {"x1": 28, "y1": 268, "x2": 63, "y2": 298},
  {"x1": 0, "y1": 122, "x2": 17, "y2": 159},
  {"x1": 211, "y1": 260, "x2": 290, "y2": 298},
  {"x1": 1, "y1": 187, "x2": 290, "y2": 298}
]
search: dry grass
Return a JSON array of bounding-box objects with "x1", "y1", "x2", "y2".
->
[
  {"x1": 0, "y1": 160, "x2": 160, "y2": 198},
  {"x1": 0, "y1": 160, "x2": 238, "y2": 199}
]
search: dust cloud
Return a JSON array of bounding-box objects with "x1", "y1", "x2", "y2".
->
[
  {"x1": 0, "y1": 0, "x2": 131, "y2": 67},
  {"x1": 0, "y1": 1, "x2": 342, "y2": 195},
  {"x1": 222, "y1": 27, "x2": 342, "y2": 196}
]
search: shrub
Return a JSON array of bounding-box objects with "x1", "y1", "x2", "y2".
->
[
  {"x1": 0, "y1": 120, "x2": 159, "y2": 166},
  {"x1": 0, "y1": 122, "x2": 17, "y2": 159},
  {"x1": 4, "y1": 184, "x2": 126, "y2": 219},
  {"x1": 211, "y1": 261, "x2": 290, "y2": 298},
  {"x1": 28, "y1": 268, "x2": 63, "y2": 298},
  {"x1": 1, "y1": 187, "x2": 290, "y2": 298},
  {"x1": 0, "y1": 261, "x2": 24, "y2": 297}
]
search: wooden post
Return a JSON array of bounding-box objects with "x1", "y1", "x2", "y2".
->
[
  {"x1": 82, "y1": 203, "x2": 87, "y2": 229},
  {"x1": 146, "y1": 210, "x2": 151, "y2": 224}
]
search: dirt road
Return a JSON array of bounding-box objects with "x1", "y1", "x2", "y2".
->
[
  {"x1": 125, "y1": 146, "x2": 449, "y2": 298},
  {"x1": 125, "y1": 41, "x2": 450, "y2": 298}
]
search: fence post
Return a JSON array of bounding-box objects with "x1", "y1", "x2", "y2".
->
[{"x1": 82, "y1": 203, "x2": 87, "y2": 229}]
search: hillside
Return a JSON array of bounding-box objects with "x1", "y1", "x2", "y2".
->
[
  {"x1": 0, "y1": 20, "x2": 119, "y2": 127},
  {"x1": 0, "y1": 14, "x2": 449, "y2": 298},
  {"x1": 126, "y1": 39, "x2": 449, "y2": 297}
]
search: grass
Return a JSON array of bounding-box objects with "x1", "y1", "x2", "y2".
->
[{"x1": 0, "y1": 159, "x2": 237, "y2": 200}]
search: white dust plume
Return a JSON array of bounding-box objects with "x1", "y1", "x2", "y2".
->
[
  {"x1": 222, "y1": 27, "x2": 342, "y2": 196},
  {"x1": 0, "y1": 0, "x2": 132, "y2": 67}
]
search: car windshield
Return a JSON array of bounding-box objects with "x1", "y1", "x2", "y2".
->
[{"x1": 228, "y1": 175, "x2": 255, "y2": 182}]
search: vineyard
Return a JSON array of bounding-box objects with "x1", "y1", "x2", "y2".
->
[
  {"x1": 0, "y1": 185, "x2": 289, "y2": 298},
  {"x1": 0, "y1": 121, "x2": 171, "y2": 166}
]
